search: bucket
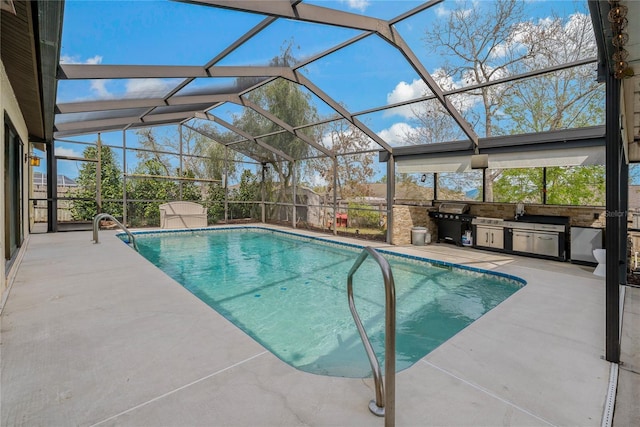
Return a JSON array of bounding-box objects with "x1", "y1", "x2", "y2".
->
[{"x1": 411, "y1": 227, "x2": 427, "y2": 246}]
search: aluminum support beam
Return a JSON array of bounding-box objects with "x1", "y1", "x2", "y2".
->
[
  {"x1": 47, "y1": 141, "x2": 57, "y2": 232},
  {"x1": 58, "y1": 64, "x2": 296, "y2": 80},
  {"x1": 351, "y1": 58, "x2": 597, "y2": 120},
  {"x1": 333, "y1": 157, "x2": 338, "y2": 236},
  {"x1": 196, "y1": 112, "x2": 295, "y2": 162},
  {"x1": 386, "y1": 154, "x2": 395, "y2": 244},
  {"x1": 234, "y1": 96, "x2": 335, "y2": 158},
  {"x1": 159, "y1": 17, "x2": 277, "y2": 102},
  {"x1": 96, "y1": 133, "x2": 102, "y2": 213},
  {"x1": 55, "y1": 110, "x2": 202, "y2": 132},
  {"x1": 224, "y1": 145, "x2": 229, "y2": 222},
  {"x1": 293, "y1": 72, "x2": 394, "y2": 153},
  {"x1": 292, "y1": 161, "x2": 297, "y2": 228},
  {"x1": 261, "y1": 162, "x2": 266, "y2": 223},
  {"x1": 388, "y1": 27, "x2": 478, "y2": 148},
  {"x1": 181, "y1": 0, "x2": 394, "y2": 41},
  {"x1": 122, "y1": 130, "x2": 128, "y2": 225},
  {"x1": 604, "y1": 71, "x2": 621, "y2": 363},
  {"x1": 53, "y1": 119, "x2": 181, "y2": 139},
  {"x1": 57, "y1": 94, "x2": 232, "y2": 114},
  {"x1": 58, "y1": 64, "x2": 208, "y2": 79}
]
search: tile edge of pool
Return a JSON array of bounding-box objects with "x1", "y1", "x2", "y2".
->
[{"x1": 118, "y1": 225, "x2": 527, "y2": 288}]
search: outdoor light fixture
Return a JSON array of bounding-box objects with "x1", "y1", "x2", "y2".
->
[
  {"x1": 25, "y1": 153, "x2": 41, "y2": 167},
  {"x1": 608, "y1": 0, "x2": 633, "y2": 79}
]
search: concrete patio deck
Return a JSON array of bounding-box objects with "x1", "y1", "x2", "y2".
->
[{"x1": 1, "y1": 225, "x2": 636, "y2": 426}]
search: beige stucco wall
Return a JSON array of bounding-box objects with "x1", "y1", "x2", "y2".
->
[{"x1": 1, "y1": 60, "x2": 31, "y2": 306}]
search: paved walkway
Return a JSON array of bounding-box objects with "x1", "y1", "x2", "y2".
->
[
  {"x1": 614, "y1": 286, "x2": 640, "y2": 426},
  {"x1": 0, "y1": 227, "x2": 632, "y2": 426}
]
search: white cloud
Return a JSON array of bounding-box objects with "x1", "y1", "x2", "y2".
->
[
  {"x1": 385, "y1": 68, "x2": 485, "y2": 121},
  {"x1": 79, "y1": 77, "x2": 173, "y2": 101},
  {"x1": 90, "y1": 79, "x2": 113, "y2": 99},
  {"x1": 124, "y1": 78, "x2": 173, "y2": 98},
  {"x1": 59, "y1": 54, "x2": 103, "y2": 65},
  {"x1": 435, "y1": 5, "x2": 450, "y2": 17},
  {"x1": 54, "y1": 146, "x2": 82, "y2": 158},
  {"x1": 340, "y1": 0, "x2": 370, "y2": 12},
  {"x1": 387, "y1": 79, "x2": 429, "y2": 104},
  {"x1": 59, "y1": 54, "x2": 112, "y2": 99},
  {"x1": 436, "y1": 1, "x2": 474, "y2": 19},
  {"x1": 85, "y1": 55, "x2": 103, "y2": 65},
  {"x1": 385, "y1": 79, "x2": 430, "y2": 119},
  {"x1": 377, "y1": 122, "x2": 416, "y2": 145}
]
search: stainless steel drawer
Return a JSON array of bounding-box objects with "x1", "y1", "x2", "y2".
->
[
  {"x1": 532, "y1": 232, "x2": 559, "y2": 257},
  {"x1": 512, "y1": 230, "x2": 533, "y2": 253}
]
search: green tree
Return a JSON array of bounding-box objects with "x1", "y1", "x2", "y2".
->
[
  {"x1": 185, "y1": 123, "x2": 239, "y2": 183},
  {"x1": 71, "y1": 145, "x2": 123, "y2": 220},
  {"x1": 178, "y1": 169, "x2": 203, "y2": 201},
  {"x1": 128, "y1": 159, "x2": 180, "y2": 226},
  {"x1": 130, "y1": 124, "x2": 245, "y2": 225},
  {"x1": 205, "y1": 182, "x2": 225, "y2": 224},
  {"x1": 492, "y1": 168, "x2": 544, "y2": 203},
  {"x1": 492, "y1": 166, "x2": 605, "y2": 206},
  {"x1": 230, "y1": 169, "x2": 260, "y2": 219},
  {"x1": 546, "y1": 166, "x2": 605, "y2": 205},
  {"x1": 310, "y1": 120, "x2": 375, "y2": 200},
  {"x1": 232, "y1": 42, "x2": 319, "y2": 219}
]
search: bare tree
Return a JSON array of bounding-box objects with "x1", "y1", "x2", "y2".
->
[
  {"x1": 419, "y1": 0, "x2": 600, "y2": 201},
  {"x1": 308, "y1": 119, "x2": 376, "y2": 200}
]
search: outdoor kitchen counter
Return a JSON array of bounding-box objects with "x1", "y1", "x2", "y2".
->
[{"x1": 472, "y1": 215, "x2": 569, "y2": 261}]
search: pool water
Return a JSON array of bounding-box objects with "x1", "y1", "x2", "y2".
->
[{"x1": 132, "y1": 227, "x2": 524, "y2": 377}]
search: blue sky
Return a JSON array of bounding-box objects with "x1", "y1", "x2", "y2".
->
[{"x1": 52, "y1": 0, "x2": 594, "y2": 183}]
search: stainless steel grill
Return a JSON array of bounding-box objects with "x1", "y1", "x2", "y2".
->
[
  {"x1": 437, "y1": 202, "x2": 470, "y2": 215},
  {"x1": 428, "y1": 203, "x2": 474, "y2": 245}
]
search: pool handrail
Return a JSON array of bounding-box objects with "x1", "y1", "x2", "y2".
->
[
  {"x1": 92, "y1": 213, "x2": 138, "y2": 251},
  {"x1": 347, "y1": 246, "x2": 396, "y2": 427}
]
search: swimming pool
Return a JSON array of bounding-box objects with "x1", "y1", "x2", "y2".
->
[{"x1": 129, "y1": 227, "x2": 525, "y2": 377}]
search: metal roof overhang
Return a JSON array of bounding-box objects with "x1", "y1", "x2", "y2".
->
[
  {"x1": 392, "y1": 126, "x2": 606, "y2": 172},
  {"x1": 1, "y1": 1, "x2": 63, "y2": 143}
]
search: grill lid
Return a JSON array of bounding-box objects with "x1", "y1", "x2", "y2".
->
[{"x1": 438, "y1": 203, "x2": 470, "y2": 214}]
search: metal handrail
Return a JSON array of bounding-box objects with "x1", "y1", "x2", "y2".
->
[
  {"x1": 92, "y1": 213, "x2": 138, "y2": 251},
  {"x1": 347, "y1": 247, "x2": 396, "y2": 426}
]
